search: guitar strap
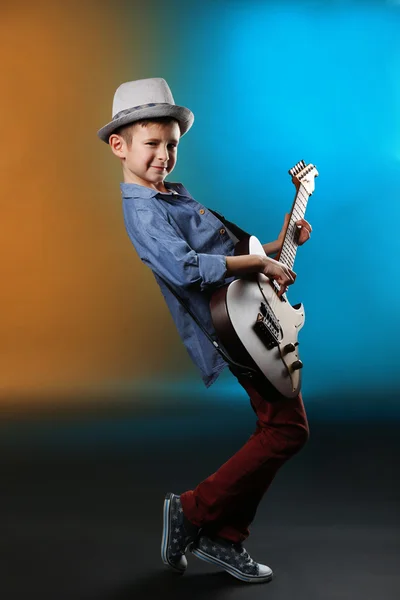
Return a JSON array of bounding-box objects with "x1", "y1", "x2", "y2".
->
[
  {"x1": 156, "y1": 209, "x2": 258, "y2": 377},
  {"x1": 206, "y1": 208, "x2": 251, "y2": 244}
]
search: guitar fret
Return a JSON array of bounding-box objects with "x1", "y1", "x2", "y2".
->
[
  {"x1": 285, "y1": 258, "x2": 295, "y2": 270},
  {"x1": 283, "y1": 238, "x2": 295, "y2": 251},
  {"x1": 279, "y1": 183, "x2": 311, "y2": 272},
  {"x1": 293, "y1": 208, "x2": 304, "y2": 220},
  {"x1": 298, "y1": 194, "x2": 307, "y2": 206},
  {"x1": 282, "y1": 251, "x2": 296, "y2": 270},
  {"x1": 286, "y1": 230, "x2": 297, "y2": 245},
  {"x1": 283, "y1": 239, "x2": 296, "y2": 254},
  {"x1": 280, "y1": 250, "x2": 292, "y2": 267},
  {"x1": 285, "y1": 240, "x2": 296, "y2": 256},
  {"x1": 291, "y1": 213, "x2": 298, "y2": 222},
  {"x1": 297, "y1": 200, "x2": 307, "y2": 212},
  {"x1": 296, "y1": 196, "x2": 306, "y2": 208},
  {"x1": 283, "y1": 248, "x2": 294, "y2": 261},
  {"x1": 279, "y1": 254, "x2": 294, "y2": 265},
  {"x1": 284, "y1": 248, "x2": 296, "y2": 263}
]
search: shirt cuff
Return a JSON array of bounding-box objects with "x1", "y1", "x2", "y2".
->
[{"x1": 198, "y1": 253, "x2": 227, "y2": 291}]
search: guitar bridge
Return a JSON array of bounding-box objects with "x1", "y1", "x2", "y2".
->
[{"x1": 253, "y1": 302, "x2": 281, "y2": 349}]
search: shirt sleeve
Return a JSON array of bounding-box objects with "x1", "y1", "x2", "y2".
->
[{"x1": 123, "y1": 206, "x2": 228, "y2": 292}]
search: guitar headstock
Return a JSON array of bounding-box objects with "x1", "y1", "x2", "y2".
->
[{"x1": 289, "y1": 160, "x2": 319, "y2": 195}]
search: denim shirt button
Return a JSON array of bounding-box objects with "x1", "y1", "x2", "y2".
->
[
  {"x1": 199, "y1": 209, "x2": 205, "y2": 215},
  {"x1": 219, "y1": 228, "x2": 226, "y2": 235}
]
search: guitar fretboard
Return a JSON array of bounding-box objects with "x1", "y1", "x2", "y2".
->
[{"x1": 277, "y1": 184, "x2": 310, "y2": 271}]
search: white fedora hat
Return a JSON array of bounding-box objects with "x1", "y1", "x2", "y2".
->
[{"x1": 97, "y1": 77, "x2": 194, "y2": 144}]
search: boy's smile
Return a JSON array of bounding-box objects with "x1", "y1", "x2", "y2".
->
[{"x1": 117, "y1": 121, "x2": 181, "y2": 191}]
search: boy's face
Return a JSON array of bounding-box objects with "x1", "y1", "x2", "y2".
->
[{"x1": 118, "y1": 121, "x2": 181, "y2": 189}]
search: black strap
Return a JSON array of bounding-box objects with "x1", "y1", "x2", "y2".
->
[
  {"x1": 158, "y1": 275, "x2": 258, "y2": 377},
  {"x1": 206, "y1": 208, "x2": 251, "y2": 241}
]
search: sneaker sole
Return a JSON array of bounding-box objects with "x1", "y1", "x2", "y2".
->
[
  {"x1": 161, "y1": 493, "x2": 186, "y2": 573},
  {"x1": 191, "y1": 546, "x2": 273, "y2": 583}
]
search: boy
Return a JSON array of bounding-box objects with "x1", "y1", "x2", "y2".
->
[{"x1": 97, "y1": 78, "x2": 312, "y2": 584}]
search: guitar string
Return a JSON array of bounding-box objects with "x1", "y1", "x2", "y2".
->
[
  {"x1": 269, "y1": 185, "x2": 308, "y2": 314},
  {"x1": 281, "y1": 186, "x2": 308, "y2": 268},
  {"x1": 269, "y1": 184, "x2": 309, "y2": 316}
]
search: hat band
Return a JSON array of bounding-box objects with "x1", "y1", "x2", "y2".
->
[{"x1": 113, "y1": 102, "x2": 172, "y2": 121}]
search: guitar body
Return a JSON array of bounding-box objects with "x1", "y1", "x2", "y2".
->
[
  {"x1": 210, "y1": 159, "x2": 318, "y2": 399},
  {"x1": 210, "y1": 236, "x2": 305, "y2": 398}
]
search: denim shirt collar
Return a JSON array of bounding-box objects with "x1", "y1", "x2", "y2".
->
[{"x1": 120, "y1": 181, "x2": 179, "y2": 199}]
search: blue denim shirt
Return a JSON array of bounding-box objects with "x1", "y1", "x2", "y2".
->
[{"x1": 121, "y1": 181, "x2": 238, "y2": 387}]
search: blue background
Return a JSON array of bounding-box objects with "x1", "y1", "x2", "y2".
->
[{"x1": 138, "y1": 0, "x2": 400, "y2": 405}]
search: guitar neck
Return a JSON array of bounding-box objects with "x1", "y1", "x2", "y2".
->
[{"x1": 276, "y1": 184, "x2": 310, "y2": 270}]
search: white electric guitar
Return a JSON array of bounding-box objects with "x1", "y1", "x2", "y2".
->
[{"x1": 210, "y1": 160, "x2": 318, "y2": 398}]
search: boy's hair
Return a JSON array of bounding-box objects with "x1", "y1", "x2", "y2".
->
[{"x1": 112, "y1": 116, "x2": 179, "y2": 148}]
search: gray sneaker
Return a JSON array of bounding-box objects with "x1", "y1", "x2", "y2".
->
[
  {"x1": 190, "y1": 535, "x2": 273, "y2": 583},
  {"x1": 161, "y1": 492, "x2": 199, "y2": 573}
]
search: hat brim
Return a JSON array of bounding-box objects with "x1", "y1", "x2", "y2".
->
[{"x1": 97, "y1": 104, "x2": 194, "y2": 144}]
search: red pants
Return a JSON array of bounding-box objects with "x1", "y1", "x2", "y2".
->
[{"x1": 180, "y1": 373, "x2": 309, "y2": 543}]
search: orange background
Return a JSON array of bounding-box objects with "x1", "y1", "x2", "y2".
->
[{"x1": 1, "y1": 1, "x2": 197, "y2": 410}]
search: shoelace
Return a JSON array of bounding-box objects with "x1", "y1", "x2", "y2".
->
[
  {"x1": 241, "y1": 549, "x2": 253, "y2": 564},
  {"x1": 232, "y1": 543, "x2": 253, "y2": 564}
]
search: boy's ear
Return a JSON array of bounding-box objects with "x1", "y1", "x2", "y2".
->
[{"x1": 109, "y1": 134, "x2": 125, "y2": 158}]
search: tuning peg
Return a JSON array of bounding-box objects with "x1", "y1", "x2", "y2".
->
[{"x1": 289, "y1": 160, "x2": 309, "y2": 177}]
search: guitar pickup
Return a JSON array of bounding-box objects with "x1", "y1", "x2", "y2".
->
[{"x1": 254, "y1": 311, "x2": 280, "y2": 349}]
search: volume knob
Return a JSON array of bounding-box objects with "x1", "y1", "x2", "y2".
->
[
  {"x1": 291, "y1": 360, "x2": 303, "y2": 371},
  {"x1": 284, "y1": 343, "x2": 296, "y2": 353}
]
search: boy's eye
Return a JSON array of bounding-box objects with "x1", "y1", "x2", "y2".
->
[{"x1": 145, "y1": 141, "x2": 177, "y2": 148}]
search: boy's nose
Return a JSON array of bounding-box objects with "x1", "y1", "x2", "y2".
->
[{"x1": 157, "y1": 147, "x2": 169, "y2": 161}]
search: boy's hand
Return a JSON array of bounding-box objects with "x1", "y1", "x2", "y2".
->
[
  {"x1": 278, "y1": 213, "x2": 312, "y2": 247},
  {"x1": 260, "y1": 256, "x2": 296, "y2": 297}
]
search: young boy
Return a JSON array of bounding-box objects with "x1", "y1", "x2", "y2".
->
[{"x1": 97, "y1": 78, "x2": 312, "y2": 584}]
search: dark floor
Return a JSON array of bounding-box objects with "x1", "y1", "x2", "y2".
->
[{"x1": 1, "y1": 398, "x2": 399, "y2": 600}]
